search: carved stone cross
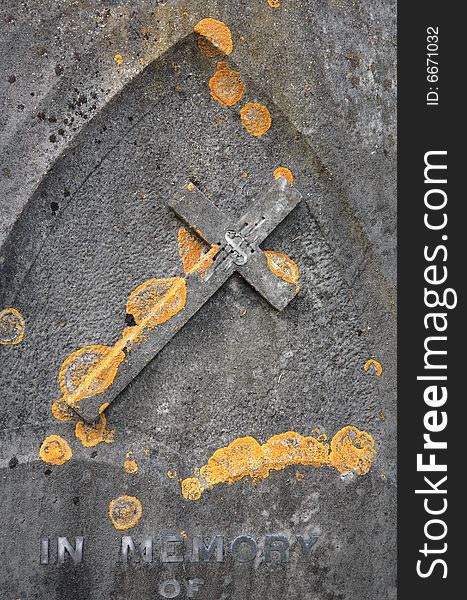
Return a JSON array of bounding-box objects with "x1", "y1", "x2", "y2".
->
[{"x1": 75, "y1": 177, "x2": 301, "y2": 421}]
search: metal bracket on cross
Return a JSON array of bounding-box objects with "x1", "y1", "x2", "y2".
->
[
  {"x1": 171, "y1": 177, "x2": 302, "y2": 310},
  {"x1": 73, "y1": 177, "x2": 301, "y2": 422}
]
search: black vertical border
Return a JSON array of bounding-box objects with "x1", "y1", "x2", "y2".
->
[{"x1": 398, "y1": 3, "x2": 462, "y2": 596}]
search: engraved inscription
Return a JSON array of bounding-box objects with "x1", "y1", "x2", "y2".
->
[{"x1": 40, "y1": 533, "x2": 319, "y2": 565}]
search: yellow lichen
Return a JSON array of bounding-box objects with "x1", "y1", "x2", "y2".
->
[
  {"x1": 54, "y1": 273, "x2": 189, "y2": 411},
  {"x1": 124, "y1": 458, "x2": 139, "y2": 474},
  {"x1": 194, "y1": 18, "x2": 233, "y2": 56},
  {"x1": 57, "y1": 345, "x2": 125, "y2": 408},
  {"x1": 329, "y1": 426, "x2": 376, "y2": 475},
  {"x1": 39, "y1": 435, "x2": 72, "y2": 465},
  {"x1": 209, "y1": 61, "x2": 245, "y2": 106},
  {"x1": 127, "y1": 277, "x2": 187, "y2": 329},
  {"x1": 51, "y1": 219, "x2": 223, "y2": 415},
  {"x1": 181, "y1": 427, "x2": 376, "y2": 500},
  {"x1": 363, "y1": 359, "x2": 383, "y2": 377},
  {"x1": 75, "y1": 414, "x2": 115, "y2": 447},
  {"x1": 0, "y1": 308, "x2": 25, "y2": 345},
  {"x1": 273, "y1": 167, "x2": 294, "y2": 185},
  {"x1": 197, "y1": 35, "x2": 223, "y2": 58},
  {"x1": 178, "y1": 227, "x2": 218, "y2": 276},
  {"x1": 181, "y1": 432, "x2": 329, "y2": 500},
  {"x1": 167, "y1": 470, "x2": 178, "y2": 479},
  {"x1": 114, "y1": 53, "x2": 124, "y2": 65},
  {"x1": 108, "y1": 495, "x2": 142, "y2": 530},
  {"x1": 51, "y1": 398, "x2": 75, "y2": 422},
  {"x1": 240, "y1": 102, "x2": 272, "y2": 137},
  {"x1": 181, "y1": 477, "x2": 205, "y2": 500},
  {"x1": 264, "y1": 250, "x2": 299, "y2": 284}
]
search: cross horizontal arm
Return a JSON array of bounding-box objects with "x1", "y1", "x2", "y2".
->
[
  {"x1": 238, "y1": 250, "x2": 299, "y2": 310},
  {"x1": 169, "y1": 185, "x2": 231, "y2": 246}
]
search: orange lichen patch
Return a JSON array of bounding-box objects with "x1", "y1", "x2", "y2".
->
[
  {"x1": 39, "y1": 435, "x2": 72, "y2": 465},
  {"x1": 329, "y1": 426, "x2": 376, "y2": 475},
  {"x1": 240, "y1": 102, "x2": 272, "y2": 137},
  {"x1": 98, "y1": 402, "x2": 109, "y2": 414},
  {"x1": 194, "y1": 18, "x2": 233, "y2": 56},
  {"x1": 51, "y1": 398, "x2": 75, "y2": 422},
  {"x1": 127, "y1": 277, "x2": 186, "y2": 329},
  {"x1": 268, "y1": 0, "x2": 281, "y2": 7},
  {"x1": 120, "y1": 325, "x2": 146, "y2": 351},
  {"x1": 182, "y1": 477, "x2": 205, "y2": 501},
  {"x1": 273, "y1": 167, "x2": 294, "y2": 185},
  {"x1": 114, "y1": 53, "x2": 124, "y2": 65},
  {"x1": 124, "y1": 458, "x2": 139, "y2": 475},
  {"x1": 181, "y1": 432, "x2": 329, "y2": 500},
  {"x1": 197, "y1": 35, "x2": 223, "y2": 58},
  {"x1": 75, "y1": 414, "x2": 115, "y2": 447},
  {"x1": 182, "y1": 427, "x2": 376, "y2": 500},
  {"x1": 58, "y1": 345, "x2": 125, "y2": 408},
  {"x1": 108, "y1": 495, "x2": 142, "y2": 530},
  {"x1": 363, "y1": 359, "x2": 383, "y2": 377},
  {"x1": 265, "y1": 432, "x2": 330, "y2": 469},
  {"x1": 178, "y1": 227, "x2": 208, "y2": 272},
  {"x1": 54, "y1": 277, "x2": 188, "y2": 411},
  {"x1": 209, "y1": 61, "x2": 245, "y2": 106},
  {"x1": 0, "y1": 308, "x2": 25, "y2": 345},
  {"x1": 178, "y1": 227, "x2": 219, "y2": 276},
  {"x1": 264, "y1": 250, "x2": 299, "y2": 284}
]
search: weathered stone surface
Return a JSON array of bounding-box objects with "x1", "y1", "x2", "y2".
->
[{"x1": 0, "y1": 1, "x2": 396, "y2": 599}]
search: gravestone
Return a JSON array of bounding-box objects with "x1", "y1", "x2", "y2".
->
[{"x1": 0, "y1": 2, "x2": 396, "y2": 599}]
